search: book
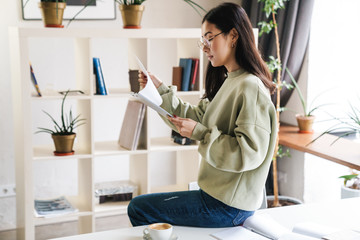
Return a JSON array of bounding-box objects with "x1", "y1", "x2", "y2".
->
[
  {"x1": 179, "y1": 58, "x2": 193, "y2": 91},
  {"x1": 131, "y1": 56, "x2": 173, "y2": 118},
  {"x1": 190, "y1": 58, "x2": 199, "y2": 91},
  {"x1": 34, "y1": 196, "x2": 77, "y2": 218},
  {"x1": 129, "y1": 69, "x2": 140, "y2": 93},
  {"x1": 210, "y1": 213, "x2": 357, "y2": 240},
  {"x1": 118, "y1": 100, "x2": 146, "y2": 151},
  {"x1": 172, "y1": 66, "x2": 183, "y2": 91},
  {"x1": 93, "y1": 57, "x2": 108, "y2": 95},
  {"x1": 171, "y1": 130, "x2": 193, "y2": 145},
  {"x1": 29, "y1": 62, "x2": 41, "y2": 97}
]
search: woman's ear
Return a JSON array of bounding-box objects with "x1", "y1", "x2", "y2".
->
[{"x1": 229, "y1": 27, "x2": 239, "y2": 44}]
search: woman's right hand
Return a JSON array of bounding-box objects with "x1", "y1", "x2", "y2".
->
[{"x1": 138, "y1": 71, "x2": 163, "y2": 89}]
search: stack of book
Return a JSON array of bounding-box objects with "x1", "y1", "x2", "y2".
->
[
  {"x1": 172, "y1": 58, "x2": 199, "y2": 91},
  {"x1": 171, "y1": 130, "x2": 193, "y2": 145}
]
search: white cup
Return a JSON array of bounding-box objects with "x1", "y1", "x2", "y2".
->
[{"x1": 143, "y1": 223, "x2": 173, "y2": 240}]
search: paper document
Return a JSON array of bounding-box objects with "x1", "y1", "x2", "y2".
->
[
  {"x1": 132, "y1": 56, "x2": 173, "y2": 118},
  {"x1": 210, "y1": 226, "x2": 269, "y2": 240}
]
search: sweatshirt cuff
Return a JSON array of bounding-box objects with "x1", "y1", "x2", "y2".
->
[
  {"x1": 157, "y1": 83, "x2": 170, "y2": 95},
  {"x1": 192, "y1": 122, "x2": 209, "y2": 141}
]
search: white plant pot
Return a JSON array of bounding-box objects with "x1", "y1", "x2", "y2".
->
[{"x1": 341, "y1": 185, "x2": 360, "y2": 199}]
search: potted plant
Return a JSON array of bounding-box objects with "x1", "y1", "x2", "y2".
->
[
  {"x1": 116, "y1": 0, "x2": 206, "y2": 29},
  {"x1": 116, "y1": 0, "x2": 146, "y2": 29},
  {"x1": 36, "y1": 90, "x2": 86, "y2": 156},
  {"x1": 339, "y1": 172, "x2": 360, "y2": 199},
  {"x1": 285, "y1": 68, "x2": 329, "y2": 133},
  {"x1": 258, "y1": 0, "x2": 295, "y2": 207},
  {"x1": 309, "y1": 98, "x2": 360, "y2": 145},
  {"x1": 38, "y1": 0, "x2": 67, "y2": 28}
]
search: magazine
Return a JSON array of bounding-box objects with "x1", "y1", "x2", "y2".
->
[
  {"x1": 132, "y1": 56, "x2": 173, "y2": 118},
  {"x1": 34, "y1": 196, "x2": 78, "y2": 218}
]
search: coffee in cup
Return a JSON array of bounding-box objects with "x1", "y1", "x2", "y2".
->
[{"x1": 143, "y1": 223, "x2": 173, "y2": 240}]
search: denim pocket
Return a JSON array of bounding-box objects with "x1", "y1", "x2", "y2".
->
[{"x1": 232, "y1": 210, "x2": 254, "y2": 226}]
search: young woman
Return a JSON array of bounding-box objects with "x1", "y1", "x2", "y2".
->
[{"x1": 128, "y1": 2, "x2": 277, "y2": 228}]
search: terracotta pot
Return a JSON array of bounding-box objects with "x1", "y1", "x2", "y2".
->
[
  {"x1": 52, "y1": 133, "x2": 76, "y2": 156},
  {"x1": 296, "y1": 114, "x2": 315, "y2": 133},
  {"x1": 119, "y1": 5, "x2": 145, "y2": 29},
  {"x1": 38, "y1": 2, "x2": 66, "y2": 28}
]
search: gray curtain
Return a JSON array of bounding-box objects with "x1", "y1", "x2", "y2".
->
[{"x1": 243, "y1": 0, "x2": 315, "y2": 107}]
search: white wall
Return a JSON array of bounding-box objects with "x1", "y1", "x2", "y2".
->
[{"x1": 0, "y1": 0, "x2": 241, "y2": 231}]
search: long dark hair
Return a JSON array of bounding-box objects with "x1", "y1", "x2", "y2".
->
[{"x1": 202, "y1": 2, "x2": 275, "y2": 101}]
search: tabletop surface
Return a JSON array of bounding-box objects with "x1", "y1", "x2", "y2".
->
[
  {"x1": 279, "y1": 124, "x2": 360, "y2": 170},
  {"x1": 51, "y1": 197, "x2": 360, "y2": 240}
]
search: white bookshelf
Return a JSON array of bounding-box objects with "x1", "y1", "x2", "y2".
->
[{"x1": 9, "y1": 27, "x2": 204, "y2": 240}]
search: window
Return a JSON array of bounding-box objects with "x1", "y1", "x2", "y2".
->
[{"x1": 309, "y1": 0, "x2": 360, "y2": 131}]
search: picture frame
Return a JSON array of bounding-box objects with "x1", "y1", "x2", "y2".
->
[{"x1": 22, "y1": 0, "x2": 116, "y2": 20}]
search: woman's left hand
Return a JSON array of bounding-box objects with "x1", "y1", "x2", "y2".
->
[{"x1": 167, "y1": 116, "x2": 197, "y2": 138}]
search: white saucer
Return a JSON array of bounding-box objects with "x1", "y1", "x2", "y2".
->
[{"x1": 143, "y1": 233, "x2": 179, "y2": 240}]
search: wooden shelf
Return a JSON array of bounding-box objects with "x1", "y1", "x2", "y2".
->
[
  {"x1": 94, "y1": 141, "x2": 148, "y2": 156},
  {"x1": 33, "y1": 145, "x2": 91, "y2": 160},
  {"x1": 94, "y1": 201, "x2": 129, "y2": 217},
  {"x1": 279, "y1": 124, "x2": 360, "y2": 170},
  {"x1": 10, "y1": 27, "x2": 203, "y2": 240},
  {"x1": 34, "y1": 211, "x2": 93, "y2": 226},
  {"x1": 151, "y1": 184, "x2": 189, "y2": 193},
  {"x1": 150, "y1": 137, "x2": 198, "y2": 151}
]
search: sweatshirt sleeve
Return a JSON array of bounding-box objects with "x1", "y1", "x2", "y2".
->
[
  {"x1": 196, "y1": 89, "x2": 274, "y2": 173},
  {"x1": 157, "y1": 83, "x2": 208, "y2": 133},
  {"x1": 197, "y1": 124, "x2": 271, "y2": 173}
]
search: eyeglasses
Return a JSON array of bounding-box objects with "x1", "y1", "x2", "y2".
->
[{"x1": 197, "y1": 32, "x2": 224, "y2": 50}]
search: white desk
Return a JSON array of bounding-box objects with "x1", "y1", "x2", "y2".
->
[{"x1": 52, "y1": 197, "x2": 360, "y2": 240}]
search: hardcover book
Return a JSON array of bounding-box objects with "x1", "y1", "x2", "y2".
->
[
  {"x1": 30, "y1": 63, "x2": 42, "y2": 97},
  {"x1": 93, "y1": 57, "x2": 108, "y2": 95},
  {"x1": 172, "y1": 66, "x2": 183, "y2": 91},
  {"x1": 190, "y1": 58, "x2": 199, "y2": 91},
  {"x1": 129, "y1": 69, "x2": 140, "y2": 93},
  {"x1": 118, "y1": 100, "x2": 146, "y2": 151},
  {"x1": 179, "y1": 58, "x2": 193, "y2": 91}
]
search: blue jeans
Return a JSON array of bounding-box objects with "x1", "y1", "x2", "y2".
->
[{"x1": 127, "y1": 189, "x2": 254, "y2": 227}]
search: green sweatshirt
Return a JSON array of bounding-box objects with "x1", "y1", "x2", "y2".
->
[{"x1": 157, "y1": 68, "x2": 277, "y2": 211}]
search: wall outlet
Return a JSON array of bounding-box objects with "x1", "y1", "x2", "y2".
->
[{"x1": 0, "y1": 184, "x2": 16, "y2": 198}]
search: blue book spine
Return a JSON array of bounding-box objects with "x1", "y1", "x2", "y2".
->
[
  {"x1": 179, "y1": 58, "x2": 193, "y2": 91},
  {"x1": 93, "y1": 57, "x2": 107, "y2": 95}
]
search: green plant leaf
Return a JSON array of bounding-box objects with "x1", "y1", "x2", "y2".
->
[
  {"x1": 285, "y1": 67, "x2": 307, "y2": 116},
  {"x1": 339, "y1": 174, "x2": 358, "y2": 186},
  {"x1": 258, "y1": 21, "x2": 274, "y2": 36},
  {"x1": 267, "y1": 56, "x2": 281, "y2": 73},
  {"x1": 66, "y1": 0, "x2": 96, "y2": 27},
  {"x1": 277, "y1": 144, "x2": 291, "y2": 158},
  {"x1": 183, "y1": 0, "x2": 207, "y2": 17},
  {"x1": 36, "y1": 89, "x2": 85, "y2": 135}
]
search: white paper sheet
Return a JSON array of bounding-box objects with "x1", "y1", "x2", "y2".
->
[
  {"x1": 243, "y1": 214, "x2": 291, "y2": 239},
  {"x1": 132, "y1": 56, "x2": 173, "y2": 117},
  {"x1": 210, "y1": 226, "x2": 269, "y2": 240},
  {"x1": 292, "y1": 222, "x2": 341, "y2": 238}
]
